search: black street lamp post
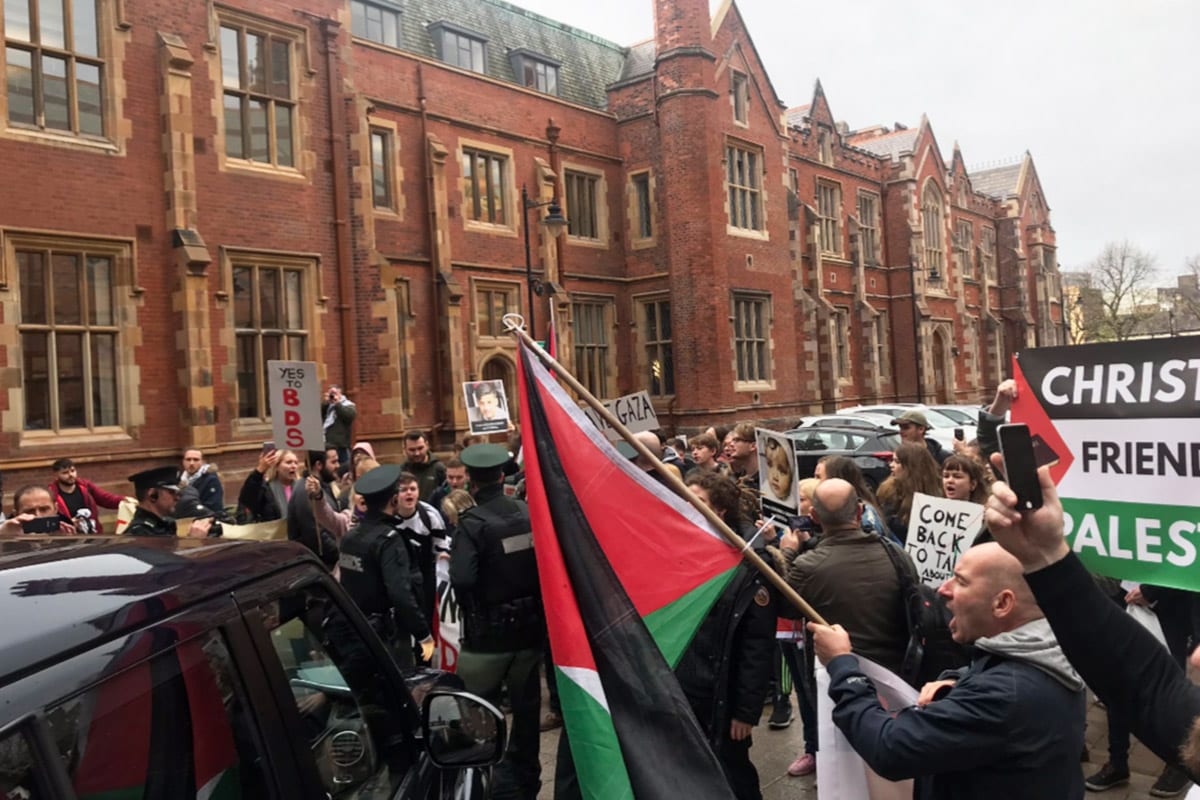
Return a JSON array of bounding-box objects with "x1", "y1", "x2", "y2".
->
[{"x1": 522, "y1": 184, "x2": 568, "y2": 338}]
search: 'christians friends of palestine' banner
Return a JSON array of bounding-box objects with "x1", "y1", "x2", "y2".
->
[{"x1": 1011, "y1": 337, "x2": 1200, "y2": 590}]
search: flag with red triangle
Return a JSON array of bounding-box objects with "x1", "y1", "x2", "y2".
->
[{"x1": 517, "y1": 340, "x2": 743, "y2": 799}]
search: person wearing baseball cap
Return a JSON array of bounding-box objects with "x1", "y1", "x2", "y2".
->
[
  {"x1": 125, "y1": 466, "x2": 213, "y2": 538},
  {"x1": 893, "y1": 410, "x2": 951, "y2": 465}
]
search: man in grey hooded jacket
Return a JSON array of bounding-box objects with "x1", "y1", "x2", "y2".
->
[{"x1": 809, "y1": 542, "x2": 1086, "y2": 800}]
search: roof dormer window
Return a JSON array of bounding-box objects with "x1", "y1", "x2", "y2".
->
[
  {"x1": 429, "y1": 21, "x2": 487, "y2": 74},
  {"x1": 509, "y1": 48, "x2": 559, "y2": 96}
]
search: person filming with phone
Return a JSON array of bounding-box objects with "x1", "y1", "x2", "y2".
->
[
  {"x1": 1, "y1": 486, "x2": 77, "y2": 535},
  {"x1": 986, "y1": 444, "x2": 1200, "y2": 788},
  {"x1": 321, "y1": 385, "x2": 357, "y2": 468}
]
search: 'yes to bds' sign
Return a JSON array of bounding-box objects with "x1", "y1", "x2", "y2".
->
[{"x1": 267, "y1": 360, "x2": 325, "y2": 450}]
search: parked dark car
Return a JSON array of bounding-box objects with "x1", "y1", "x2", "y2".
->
[
  {"x1": 784, "y1": 425, "x2": 901, "y2": 490},
  {"x1": 0, "y1": 536, "x2": 504, "y2": 800}
]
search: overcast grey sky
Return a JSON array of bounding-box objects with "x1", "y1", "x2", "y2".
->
[{"x1": 512, "y1": 0, "x2": 1199, "y2": 282}]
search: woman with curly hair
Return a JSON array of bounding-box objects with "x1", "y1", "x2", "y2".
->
[{"x1": 876, "y1": 442, "x2": 943, "y2": 544}]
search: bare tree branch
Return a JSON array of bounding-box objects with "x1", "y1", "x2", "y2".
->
[{"x1": 1082, "y1": 241, "x2": 1160, "y2": 341}]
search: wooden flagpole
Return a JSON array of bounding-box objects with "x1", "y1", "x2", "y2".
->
[{"x1": 505, "y1": 315, "x2": 827, "y2": 626}]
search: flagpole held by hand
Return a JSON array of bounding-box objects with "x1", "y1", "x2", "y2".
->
[{"x1": 503, "y1": 313, "x2": 827, "y2": 626}]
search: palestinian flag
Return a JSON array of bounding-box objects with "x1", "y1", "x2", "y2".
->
[{"x1": 518, "y1": 341, "x2": 743, "y2": 799}]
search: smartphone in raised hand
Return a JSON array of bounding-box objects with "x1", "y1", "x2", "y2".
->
[
  {"x1": 261, "y1": 441, "x2": 276, "y2": 456},
  {"x1": 998, "y1": 423, "x2": 1043, "y2": 512}
]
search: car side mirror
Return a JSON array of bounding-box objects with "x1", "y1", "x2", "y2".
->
[{"x1": 421, "y1": 690, "x2": 507, "y2": 769}]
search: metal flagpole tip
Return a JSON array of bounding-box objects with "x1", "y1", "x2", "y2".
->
[{"x1": 502, "y1": 313, "x2": 527, "y2": 333}]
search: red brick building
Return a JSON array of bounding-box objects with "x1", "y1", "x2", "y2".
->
[{"x1": 0, "y1": 0, "x2": 1062, "y2": 493}]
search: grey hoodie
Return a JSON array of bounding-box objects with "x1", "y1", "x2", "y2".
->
[{"x1": 974, "y1": 617, "x2": 1084, "y2": 691}]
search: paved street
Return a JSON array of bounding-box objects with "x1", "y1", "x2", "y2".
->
[{"x1": 534, "y1": 690, "x2": 1187, "y2": 799}]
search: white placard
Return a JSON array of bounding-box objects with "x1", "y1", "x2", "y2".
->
[
  {"x1": 463, "y1": 379, "x2": 511, "y2": 435},
  {"x1": 267, "y1": 360, "x2": 325, "y2": 451},
  {"x1": 816, "y1": 659, "x2": 915, "y2": 800},
  {"x1": 581, "y1": 390, "x2": 659, "y2": 440},
  {"x1": 905, "y1": 492, "x2": 986, "y2": 588}
]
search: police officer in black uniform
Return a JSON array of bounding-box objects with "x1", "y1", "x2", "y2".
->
[
  {"x1": 125, "y1": 466, "x2": 213, "y2": 538},
  {"x1": 338, "y1": 464, "x2": 434, "y2": 668},
  {"x1": 450, "y1": 444, "x2": 545, "y2": 800}
]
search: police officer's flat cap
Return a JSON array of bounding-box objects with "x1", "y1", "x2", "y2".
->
[
  {"x1": 461, "y1": 443, "x2": 511, "y2": 471},
  {"x1": 355, "y1": 463, "x2": 402, "y2": 498},
  {"x1": 129, "y1": 466, "x2": 182, "y2": 495}
]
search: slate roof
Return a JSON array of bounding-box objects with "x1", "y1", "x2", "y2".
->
[
  {"x1": 785, "y1": 104, "x2": 811, "y2": 129},
  {"x1": 373, "y1": 0, "x2": 629, "y2": 109},
  {"x1": 618, "y1": 39, "x2": 656, "y2": 83},
  {"x1": 848, "y1": 128, "x2": 919, "y2": 160},
  {"x1": 969, "y1": 163, "x2": 1023, "y2": 199}
]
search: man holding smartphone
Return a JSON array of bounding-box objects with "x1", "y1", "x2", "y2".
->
[
  {"x1": 321, "y1": 385, "x2": 357, "y2": 468},
  {"x1": 0, "y1": 486, "x2": 77, "y2": 535}
]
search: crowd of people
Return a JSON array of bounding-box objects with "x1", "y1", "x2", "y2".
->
[{"x1": 3, "y1": 377, "x2": 1199, "y2": 800}]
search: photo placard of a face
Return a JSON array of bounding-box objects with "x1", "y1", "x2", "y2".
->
[
  {"x1": 756, "y1": 429, "x2": 799, "y2": 518},
  {"x1": 463, "y1": 379, "x2": 510, "y2": 434}
]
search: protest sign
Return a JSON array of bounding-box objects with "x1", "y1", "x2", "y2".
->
[
  {"x1": 434, "y1": 559, "x2": 460, "y2": 672},
  {"x1": 1011, "y1": 337, "x2": 1200, "y2": 590},
  {"x1": 756, "y1": 429, "x2": 798, "y2": 521},
  {"x1": 581, "y1": 390, "x2": 659, "y2": 440},
  {"x1": 816, "y1": 658, "x2": 915, "y2": 800},
  {"x1": 904, "y1": 493, "x2": 984, "y2": 588},
  {"x1": 464, "y1": 379, "x2": 511, "y2": 434},
  {"x1": 267, "y1": 360, "x2": 324, "y2": 450}
]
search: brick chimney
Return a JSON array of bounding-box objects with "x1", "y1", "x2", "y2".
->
[{"x1": 654, "y1": 0, "x2": 711, "y2": 56}]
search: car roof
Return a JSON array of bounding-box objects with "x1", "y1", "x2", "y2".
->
[{"x1": 0, "y1": 536, "x2": 318, "y2": 685}]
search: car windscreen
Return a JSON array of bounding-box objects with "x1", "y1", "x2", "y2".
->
[{"x1": 789, "y1": 430, "x2": 867, "y2": 451}]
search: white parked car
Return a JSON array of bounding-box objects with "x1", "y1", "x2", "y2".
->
[{"x1": 837, "y1": 404, "x2": 976, "y2": 450}]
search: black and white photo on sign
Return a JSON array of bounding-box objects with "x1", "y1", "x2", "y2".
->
[
  {"x1": 756, "y1": 429, "x2": 798, "y2": 520},
  {"x1": 463, "y1": 379, "x2": 510, "y2": 434}
]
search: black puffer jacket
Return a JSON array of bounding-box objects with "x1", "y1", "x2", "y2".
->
[{"x1": 675, "y1": 546, "x2": 777, "y2": 744}]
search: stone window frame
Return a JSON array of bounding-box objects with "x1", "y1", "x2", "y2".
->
[
  {"x1": 209, "y1": 4, "x2": 310, "y2": 180},
  {"x1": 570, "y1": 294, "x2": 615, "y2": 400},
  {"x1": 1, "y1": 228, "x2": 141, "y2": 447},
  {"x1": 0, "y1": 0, "x2": 129, "y2": 154},
  {"x1": 873, "y1": 310, "x2": 890, "y2": 380},
  {"x1": 817, "y1": 127, "x2": 833, "y2": 165},
  {"x1": 816, "y1": 179, "x2": 842, "y2": 256},
  {"x1": 730, "y1": 69, "x2": 748, "y2": 126},
  {"x1": 367, "y1": 122, "x2": 400, "y2": 215},
  {"x1": 457, "y1": 137, "x2": 518, "y2": 237},
  {"x1": 954, "y1": 218, "x2": 974, "y2": 279},
  {"x1": 473, "y1": 278, "x2": 522, "y2": 345},
  {"x1": 561, "y1": 161, "x2": 608, "y2": 248},
  {"x1": 725, "y1": 139, "x2": 768, "y2": 240},
  {"x1": 391, "y1": 277, "x2": 413, "y2": 414},
  {"x1": 830, "y1": 307, "x2": 850, "y2": 382},
  {"x1": 856, "y1": 189, "x2": 880, "y2": 266},
  {"x1": 628, "y1": 169, "x2": 655, "y2": 248},
  {"x1": 731, "y1": 290, "x2": 774, "y2": 390},
  {"x1": 980, "y1": 226, "x2": 997, "y2": 283},
  {"x1": 218, "y1": 247, "x2": 323, "y2": 436},
  {"x1": 634, "y1": 292, "x2": 674, "y2": 398},
  {"x1": 922, "y1": 181, "x2": 946, "y2": 281}
]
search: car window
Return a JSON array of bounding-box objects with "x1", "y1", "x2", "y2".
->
[
  {"x1": 44, "y1": 630, "x2": 270, "y2": 800},
  {"x1": 792, "y1": 430, "x2": 865, "y2": 451},
  {"x1": 254, "y1": 587, "x2": 415, "y2": 799},
  {"x1": 0, "y1": 728, "x2": 45, "y2": 798},
  {"x1": 934, "y1": 407, "x2": 975, "y2": 425}
]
